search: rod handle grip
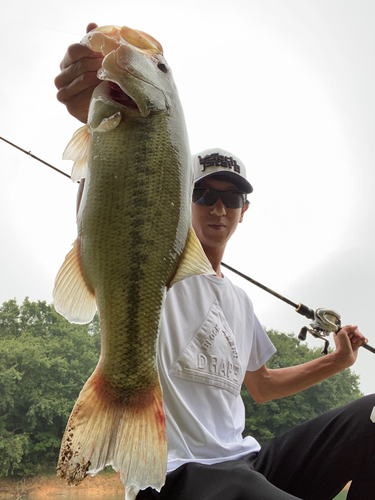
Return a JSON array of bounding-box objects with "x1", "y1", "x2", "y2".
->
[{"x1": 295, "y1": 303, "x2": 315, "y2": 320}]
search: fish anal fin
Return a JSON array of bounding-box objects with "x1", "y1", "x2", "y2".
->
[
  {"x1": 57, "y1": 372, "x2": 167, "y2": 497},
  {"x1": 53, "y1": 239, "x2": 96, "y2": 324},
  {"x1": 168, "y1": 227, "x2": 215, "y2": 289}
]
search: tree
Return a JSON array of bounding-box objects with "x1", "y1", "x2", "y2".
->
[
  {"x1": 0, "y1": 299, "x2": 100, "y2": 477},
  {"x1": 241, "y1": 330, "x2": 363, "y2": 444},
  {"x1": 0, "y1": 302, "x2": 363, "y2": 477}
]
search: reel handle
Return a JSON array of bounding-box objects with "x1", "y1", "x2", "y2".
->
[
  {"x1": 299, "y1": 309, "x2": 375, "y2": 355},
  {"x1": 298, "y1": 326, "x2": 308, "y2": 341}
]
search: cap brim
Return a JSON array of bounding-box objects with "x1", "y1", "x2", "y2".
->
[{"x1": 194, "y1": 171, "x2": 253, "y2": 194}]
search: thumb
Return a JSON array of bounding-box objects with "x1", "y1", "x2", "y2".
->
[{"x1": 86, "y1": 23, "x2": 98, "y2": 33}]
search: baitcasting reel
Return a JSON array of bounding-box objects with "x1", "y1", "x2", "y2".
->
[
  {"x1": 298, "y1": 308, "x2": 341, "y2": 355},
  {"x1": 221, "y1": 262, "x2": 375, "y2": 355}
]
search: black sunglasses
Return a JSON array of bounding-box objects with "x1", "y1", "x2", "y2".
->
[{"x1": 192, "y1": 187, "x2": 246, "y2": 209}]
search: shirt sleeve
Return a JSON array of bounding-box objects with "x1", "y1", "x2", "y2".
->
[{"x1": 246, "y1": 315, "x2": 276, "y2": 372}]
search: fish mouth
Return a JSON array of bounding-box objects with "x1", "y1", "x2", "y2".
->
[{"x1": 108, "y1": 81, "x2": 139, "y2": 110}]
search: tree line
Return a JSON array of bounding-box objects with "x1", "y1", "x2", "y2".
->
[{"x1": 0, "y1": 299, "x2": 362, "y2": 477}]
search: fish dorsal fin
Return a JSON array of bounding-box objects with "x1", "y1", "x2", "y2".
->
[
  {"x1": 168, "y1": 227, "x2": 216, "y2": 289},
  {"x1": 53, "y1": 239, "x2": 97, "y2": 324},
  {"x1": 63, "y1": 124, "x2": 91, "y2": 182}
]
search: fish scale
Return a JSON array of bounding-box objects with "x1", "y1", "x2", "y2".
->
[
  {"x1": 83, "y1": 118, "x2": 183, "y2": 388},
  {"x1": 53, "y1": 25, "x2": 214, "y2": 500}
]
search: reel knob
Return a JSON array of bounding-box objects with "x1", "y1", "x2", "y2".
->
[{"x1": 298, "y1": 326, "x2": 308, "y2": 341}]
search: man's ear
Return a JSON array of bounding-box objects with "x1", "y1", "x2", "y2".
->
[{"x1": 239, "y1": 201, "x2": 249, "y2": 223}]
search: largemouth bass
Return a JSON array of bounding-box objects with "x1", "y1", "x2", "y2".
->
[{"x1": 53, "y1": 25, "x2": 213, "y2": 500}]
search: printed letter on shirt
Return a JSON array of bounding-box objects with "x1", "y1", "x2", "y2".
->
[{"x1": 169, "y1": 300, "x2": 242, "y2": 396}]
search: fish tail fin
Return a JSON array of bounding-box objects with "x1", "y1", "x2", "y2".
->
[{"x1": 57, "y1": 372, "x2": 167, "y2": 500}]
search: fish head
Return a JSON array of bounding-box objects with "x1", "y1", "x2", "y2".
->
[{"x1": 82, "y1": 25, "x2": 176, "y2": 117}]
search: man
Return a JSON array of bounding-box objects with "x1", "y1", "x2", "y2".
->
[{"x1": 54, "y1": 24, "x2": 374, "y2": 500}]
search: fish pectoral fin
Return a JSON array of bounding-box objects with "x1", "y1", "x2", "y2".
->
[
  {"x1": 63, "y1": 112, "x2": 121, "y2": 182},
  {"x1": 63, "y1": 124, "x2": 91, "y2": 182},
  {"x1": 71, "y1": 157, "x2": 87, "y2": 183},
  {"x1": 57, "y1": 373, "x2": 167, "y2": 495},
  {"x1": 53, "y1": 239, "x2": 96, "y2": 324},
  {"x1": 168, "y1": 226, "x2": 216, "y2": 288}
]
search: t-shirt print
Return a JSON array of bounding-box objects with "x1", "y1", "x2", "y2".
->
[{"x1": 169, "y1": 300, "x2": 242, "y2": 396}]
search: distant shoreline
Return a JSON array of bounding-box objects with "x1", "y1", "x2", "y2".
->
[
  {"x1": 0, "y1": 472, "x2": 351, "y2": 499},
  {"x1": 0, "y1": 471, "x2": 124, "y2": 499}
]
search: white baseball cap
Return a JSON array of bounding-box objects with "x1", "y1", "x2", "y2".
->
[{"x1": 192, "y1": 148, "x2": 253, "y2": 194}]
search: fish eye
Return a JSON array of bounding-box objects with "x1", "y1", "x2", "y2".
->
[{"x1": 157, "y1": 62, "x2": 168, "y2": 73}]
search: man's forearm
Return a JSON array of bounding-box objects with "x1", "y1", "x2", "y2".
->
[
  {"x1": 245, "y1": 325, "x2": 365, "y2": 404},
  {"x1": 247, "y1": 351, "x2": 346, "y2": 404}
]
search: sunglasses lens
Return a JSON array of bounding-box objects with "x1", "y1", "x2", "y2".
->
[
  {"x1": 192, "y1": 188, "x2": 245, "y2": 208},
  {"x1": 192, "y1": 188, "x2": 209, "y2": 205},
  {"x1": 222, "y1": 192, "x2": 244, "y2": 209}
]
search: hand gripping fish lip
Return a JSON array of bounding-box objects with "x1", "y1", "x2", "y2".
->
[{"x1": 82, "y1": 26, "x2": 170, "y2": 117}]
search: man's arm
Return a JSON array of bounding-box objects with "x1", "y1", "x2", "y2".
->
[
  {"x1": 54, "y1": 23, "x2": 102, "y2": 123},
  {"x1": 244, "y1": 324, "x2": 367, "y2": 404}
]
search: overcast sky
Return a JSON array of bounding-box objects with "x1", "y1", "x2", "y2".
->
[{"x1": 1, "y1": 0, "x2": 374, "y2": 394}]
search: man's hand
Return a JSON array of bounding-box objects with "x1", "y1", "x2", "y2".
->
[
  {"x1": 332, "y1": 325, "x2": 368, "y2": 368},
  {"x1": 54, "y1": 23, "x2": 103, "y2": 123}
]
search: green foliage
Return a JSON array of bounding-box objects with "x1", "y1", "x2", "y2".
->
[
  {"x1": 0, "y1": 299, "x2": 100, "y2": 477},
  {"x1": 242, "y1": 330, "x2": 363, "y2": 444},
  {"x1": 0, "y1": 302, "x2": 363, "y2": 478}
]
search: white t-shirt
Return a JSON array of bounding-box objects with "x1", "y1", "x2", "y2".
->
[{"x1": 158, "y1": 274, "x2": 276, "y2": 473}]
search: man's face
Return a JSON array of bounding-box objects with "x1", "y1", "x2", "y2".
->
[{"x1": 191, "y1": 176, "x2": 248, "y2": 252}]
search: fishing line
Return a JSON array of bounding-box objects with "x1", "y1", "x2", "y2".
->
[{"x1": 0, "y1": 17, "x2": 81, "y2": 36}]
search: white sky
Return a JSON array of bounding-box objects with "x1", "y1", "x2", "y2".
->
[{"x1": 0, "y1": 0, "x2": 374, "y2": 395}]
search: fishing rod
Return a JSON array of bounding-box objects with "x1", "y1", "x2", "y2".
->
[
  {"x1": 0, "y1": 136, "x2": 71, "y2": 179},
  {"x1": 221, "y1": 262, "x2": 375, "y2": 356},
  {"x1": 2, "y1": 135, "x2": 374, "y2": 355}
]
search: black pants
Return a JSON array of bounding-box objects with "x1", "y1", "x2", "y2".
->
[{"x1": 137, "y1": 394, "x2": 375, "y2": 500}]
